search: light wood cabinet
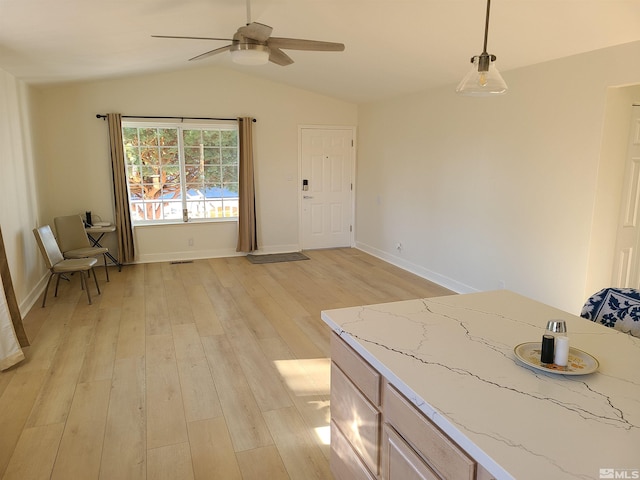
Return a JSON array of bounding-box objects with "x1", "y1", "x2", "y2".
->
[
  {"x1": 330, "y1": 330, "x2": 381, "y2": 405},
  {"x1": 330, "y1": 333, "x2": 496, "y2": 480},
  {"x1": 331, "y1": 419, "x2": 377, "y2": 480},
  {"x1": 331, "y1": 363, "x2": 381, "y2": 475},
  {"x1": 381, "y1": 424, "x2": 440, "y2": 480},
  {"x1": 330, "y1": 332, "x2": 381, "y2": 479},
  {"x1": 383, "y1": 382, "x2": 475, "y2": 480}
]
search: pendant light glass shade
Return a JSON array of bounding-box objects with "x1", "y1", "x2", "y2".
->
[
  {"x1": 456, "y1": 0, "x2": 507, "y2": 96},
  {"x1": 456, "y1": 54, "x2": 507, "y2": 96}
]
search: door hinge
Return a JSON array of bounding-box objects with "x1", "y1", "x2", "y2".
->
[
  {"x1": 350, "y1": 225, "x2": 352, "y2": 232},
  {"x1": 350, "y1": 183, "x2": 353, "y2": 191},
  {"x1": 351, "y1": 139, "x2": 354, "y2": 147}
]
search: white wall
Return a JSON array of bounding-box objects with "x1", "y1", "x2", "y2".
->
[
  {"x1": 0, "y1": 68, "x2": 41, "y2": 313},
  {"x1": 585, "y1": 85, "x2": 640, "y2": 297},
  {"x1": 356, "y1": 41, "x2": 640, "y2": 314},
  {"x1": 31, "y1": 65, "x2": 358, "y2": 262}
]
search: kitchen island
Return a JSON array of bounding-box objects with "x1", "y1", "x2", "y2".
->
[{"x1": 322, "y1": 290, "x2": 640, "y2": 480}]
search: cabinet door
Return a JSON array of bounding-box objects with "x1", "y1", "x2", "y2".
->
[
  {"x1": 384, "y1": 383, "x2": 475, "y2": 480},
  {"x1": 331, "y1": 420, "x2": 376, "y2": 480},
  {"x1": 331, "y1": 362, "x2": 381, "y2": 474},
  {"x1": 382, "y1": 424, "x2": 441, "y2": 480}
]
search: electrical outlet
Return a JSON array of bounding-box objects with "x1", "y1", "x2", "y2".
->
[
  {"x1": 188, "y1": 238, "x2": 194, "y2": 247},
  {"x1": 396, "y1": 242, "x2": 403, "y2": 252},
  {"x1": 499, "y1": 280, "x2": 506, "y2": 289}
]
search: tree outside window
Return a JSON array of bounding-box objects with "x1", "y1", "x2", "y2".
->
[{"x1": 122, "y1": 122, "x2": 239, "y2": 223}]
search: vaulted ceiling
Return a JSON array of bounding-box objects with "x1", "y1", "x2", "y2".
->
[{"x1": 1, "y1": 0, "x2": 639, "y2": 103}]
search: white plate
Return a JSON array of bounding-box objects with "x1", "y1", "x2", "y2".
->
[{"x1": 514, "y1": 342, "x2": 599, "y2": 375}]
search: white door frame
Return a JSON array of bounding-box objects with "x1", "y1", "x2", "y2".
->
[
  {"x1": 612, "y1": 105, "x2": 640, "y2": 288},
  {"x1": 298, "y1": 125, "x2": 357, "y2": 250}
]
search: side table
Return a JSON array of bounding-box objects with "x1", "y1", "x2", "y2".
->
[{"x1": 85, "y1": 225, "x2": 122, "y2": 271}]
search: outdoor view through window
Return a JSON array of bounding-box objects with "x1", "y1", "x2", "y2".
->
[{"x1": 122, "y1": 121, "x2": 239, "y2": 223}]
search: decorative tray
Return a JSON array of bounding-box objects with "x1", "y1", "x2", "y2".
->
[{"x1": 514, "y1": 342, "x2": 599, "y2": 375}]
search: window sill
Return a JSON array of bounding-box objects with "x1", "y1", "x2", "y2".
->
[{"x1": 133, "y1": 218, "x2": 238, "y2": 228}]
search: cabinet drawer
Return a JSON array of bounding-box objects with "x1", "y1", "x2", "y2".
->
[
  {"x1": 331, "y1": 420, "x2": 376, "y2": 480},
  {"x1": 331, "y1": 362, "x2": 381, "y2": 475},
  {"x1": 384, "y1": 383, "x2": 475, "y2": 480},
  {"x1": 477, "y1": 464, "x2": 497, "y2": 480},
  {"x1": 331, "y1": 332, "x2": 381, "y2": 406},
  {"x1": 382, "y1": 424, "x2": 440, "y2": 480}
]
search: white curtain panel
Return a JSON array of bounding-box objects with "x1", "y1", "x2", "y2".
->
[{"x1": 0, "y1": 274, "x2": 24, "y2": 371}]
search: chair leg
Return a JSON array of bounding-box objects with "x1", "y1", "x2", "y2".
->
[
  {"x1": 103, "y1": 253, "x2": 110, "y2": 282},
  {"x1": 54, "y1": 274, "x2": 62, "y2": 297},
  {"x1": 41, "y1": 272, "x2": 55, "y2": 307},
  {"x1": 81, "y1": 271, "x2": 92, "y2": 304},
  {"x1": 91, "y1": 267, "x2": 101, "y2": 295}
]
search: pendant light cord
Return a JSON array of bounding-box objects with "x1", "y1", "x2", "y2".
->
[{"x1": 482, "y1": 0, "x2": 491, "y2": 54}]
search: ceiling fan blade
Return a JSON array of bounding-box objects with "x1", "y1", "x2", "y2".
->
[
  {"x1": 268, "y1": 48, "x2": 294, "y2": 66},
  {"x1": 268, "y1": 37, "x2": 345, "y2": 52},
  {"x1": 237, "y1": 22, "x2": 273, "y2": 42},
  {"x1": 152, "y1": 35, "x2": 233, "y2": 41},
  {"x1": 189, "y1": 45, "x2": 232, "y2": 61}
]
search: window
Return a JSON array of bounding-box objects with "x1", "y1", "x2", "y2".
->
[{"x1": 122, "y1": 121, "x2": 239, "y2": 224}]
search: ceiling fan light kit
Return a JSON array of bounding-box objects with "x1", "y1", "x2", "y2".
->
[
  {"x1": 230, "y1": 43, "x2": 271, "y2": 65},
  {"x1": 456, "y1": 0, "x2": 508, "y2": 96}
]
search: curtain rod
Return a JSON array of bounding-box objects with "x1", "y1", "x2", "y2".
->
[{"x1": 96, "y1": 114, "x2": 256, "y2": 122}]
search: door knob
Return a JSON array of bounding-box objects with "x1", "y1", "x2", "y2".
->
[{"x1": 303, "y1": 195, "x2": 314, "y2": 199}]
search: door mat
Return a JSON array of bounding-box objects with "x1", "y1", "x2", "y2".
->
[{"x1": 246, "y1": 252, "x2": 309, "y2": 264}]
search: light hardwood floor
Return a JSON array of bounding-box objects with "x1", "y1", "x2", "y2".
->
[{"x1": 0, "y1": 248, "x2": 453, "y2": 480}]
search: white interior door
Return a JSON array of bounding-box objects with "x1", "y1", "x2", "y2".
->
[
  {"x1": 612, "y1": 105, "x2": 640, "y2": 288},
  {"x1": 300, "y1": 127, "x2": 354, "y2": 250}
]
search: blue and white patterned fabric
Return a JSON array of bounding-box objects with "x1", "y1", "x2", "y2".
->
[{"x1": 581, "y1": 288, "x2": 640, "y2": 338}]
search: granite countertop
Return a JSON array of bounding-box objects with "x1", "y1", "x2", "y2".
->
[{"x1": 321, "y1": 290, "x2": 640, "y2": 480}]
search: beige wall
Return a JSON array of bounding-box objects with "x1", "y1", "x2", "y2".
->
[
  {"x1": 30, "y1": 65, "x2": 358, "y2": 263},
  {"x1": 585, "y1": 85, "x2": 640, "y2": 298},
  {"x1": 356, "y1": 41, "x2": 640, "y2": 314},
  {"x1": 0, "y1": 68, "x2": 41, "y2": 312}
]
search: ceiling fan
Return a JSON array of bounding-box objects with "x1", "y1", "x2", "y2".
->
[{"x1": 152, "y1": 0, "x2": 345, "y2": 66}]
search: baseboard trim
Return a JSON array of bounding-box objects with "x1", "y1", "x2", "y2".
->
[
  {"x1": 355, "y1": 242, "x2": 477, "y2": 295},
  {"x1": 135, "y1": 249, "x2": 244, "y2": 264},
  {"x1": 19, "y1": 272, "x2": 49, "y2": 316}
]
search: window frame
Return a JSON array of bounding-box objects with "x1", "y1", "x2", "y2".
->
[{"x1": 121, "y1": 119, "x2": 239, "y2": 226}]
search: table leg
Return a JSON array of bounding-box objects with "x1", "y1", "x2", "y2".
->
[{"x1": 87, "y1": 233, "x2": 122, "y2": 271}]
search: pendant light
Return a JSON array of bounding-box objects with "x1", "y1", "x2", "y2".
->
[{"x1": 456, "y1": 0, "x2": 507, "y2": 96}]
